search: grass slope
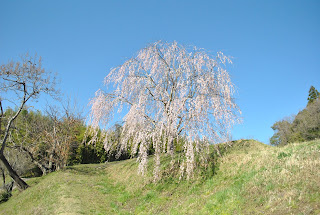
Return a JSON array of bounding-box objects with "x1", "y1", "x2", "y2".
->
[{"x1": 0, "y1": 139, "x2": 319, "y2": 214}]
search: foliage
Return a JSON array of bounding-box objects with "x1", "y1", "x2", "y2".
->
[
  {"x1": 74, "y1": 142, "x2": 107, "y2": 164},
  {"x1": 270, "y1": 116, "x2": 295, "y2": 146},
  {"x1": 271, "y1": 86, "x2": 320, "y2": 146},
  {"x1": 307, "y1": 85, "x2": 320, "y2": 105},
  {"x1": 5, "y1": 106, "x2": 82, "y2": 174},
  {"x1": 88, "y1": 41, "x2": 241, "y2": 180},
  {"x1": 0, "y1": 191, "x2": 11, "y2": 204},
  {"x1": 1, "y1": 105, "x2": 110, "y2": 176}
]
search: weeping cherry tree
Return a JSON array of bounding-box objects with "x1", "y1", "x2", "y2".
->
[{"x1": 88, "y1": 41, "x2": 241, "y2": 180}]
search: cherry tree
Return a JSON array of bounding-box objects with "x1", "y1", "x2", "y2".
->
[{"x1": 88, "y1": 41, "x2": 241, "y2": 180}]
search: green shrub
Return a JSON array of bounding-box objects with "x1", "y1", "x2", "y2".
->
[{"x1": 0, "y1": 190, "x2": 12, "y2": 203}]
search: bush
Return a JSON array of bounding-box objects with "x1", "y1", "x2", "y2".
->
[
  {"x1": 0, "y1": 190, "x2": 12, "y2": 203},
  {"x1": 74, "y1": 142, "x2": 107, "y2": 164}
]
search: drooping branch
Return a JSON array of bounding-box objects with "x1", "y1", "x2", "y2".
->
[{"x1": 88, "y1": 41, "x2": 241, "y2": 180}]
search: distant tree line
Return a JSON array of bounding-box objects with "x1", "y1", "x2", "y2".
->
[
  {"x1": 270, "y1": 86, "x2": 320, "y2": 146},
  {"x1": 0, "y1": 106, "x2": 112, "y2": 176}
]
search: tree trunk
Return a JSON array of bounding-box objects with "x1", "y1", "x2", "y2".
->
[
  {"x1": 167, "y1": 139, "x2": 175, "y2": 155},
  {"x1": 39, "y1": 166, "x2": 48, "y2": 176},
  {"x1": 0, "y1": 153, "x2": 29, "y2": 190},
  {"x1": 34, "y1": 161, "x2": 48, "y2": 176},
  {"x1": 48, "y1": 153, "x2": 54, "y2": 172},
  {"x1": 0, "y1": 168, "x2": 5, "y2": 190},
  {"x1": 15, "y1": 145, "x2": 49, "y2": 176}
]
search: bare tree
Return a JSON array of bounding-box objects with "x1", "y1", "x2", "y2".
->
[
  {"x1": 44, "y1": 101, "x2": 84, "y2": 171},
  {"x1": 0, "y1": 53, "x2": 58, "y2": 190},
  {"x1": 9, "y1": 99, "x2": 84, "y2": 176},
  {"x1": 88, "y1": 41, "x2": 241, "y2": 180}
]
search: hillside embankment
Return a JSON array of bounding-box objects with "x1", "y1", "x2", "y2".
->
[{"x1": 0, "y1": 139, "x2": 319, "y2": 214}]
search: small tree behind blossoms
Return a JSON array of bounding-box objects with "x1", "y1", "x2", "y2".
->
[{"x1": 88, "y1": 41, "x2": 241, "y2": 180}]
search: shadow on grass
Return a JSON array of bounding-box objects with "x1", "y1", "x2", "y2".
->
[{"x1": 65, "y1": 164, "x2": 107, "y2": 176}]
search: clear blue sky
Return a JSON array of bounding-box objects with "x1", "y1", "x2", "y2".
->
[{"x1": 1, "y1": 0, "x2": 319, "y2": 144}]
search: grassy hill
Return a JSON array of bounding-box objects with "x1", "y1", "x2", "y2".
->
[{"x1": 0, "y1": 139, "x2": 319, "y2": 214}]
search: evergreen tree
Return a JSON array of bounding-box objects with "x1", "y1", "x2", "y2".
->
[{"x1": 307, "y1": 86, "x2": 319, "y2": 105}]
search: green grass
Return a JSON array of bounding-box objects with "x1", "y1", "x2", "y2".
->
[{"x1": 0, "y1": 139, "x2": 319, "y2": 214}]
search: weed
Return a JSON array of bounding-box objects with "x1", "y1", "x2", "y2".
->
[{"x1": 277, "y1": 151, "x2": 292, "y2": 159}]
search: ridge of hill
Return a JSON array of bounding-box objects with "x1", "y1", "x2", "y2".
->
[{"x1": 0, "y1": 139, "x2": 319, "y2": 214}]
